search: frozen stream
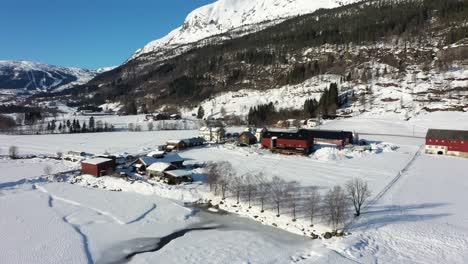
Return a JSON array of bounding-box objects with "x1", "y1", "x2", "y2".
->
[{"x1": 96, "y1": 205, "x2": 310, "y2": 264}]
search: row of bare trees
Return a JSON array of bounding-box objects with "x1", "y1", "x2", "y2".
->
[{"x1": 205, "y1": 161, "x2": 371, "y2": 231}]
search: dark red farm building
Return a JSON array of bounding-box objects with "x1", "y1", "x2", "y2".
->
[
  {"x1": 261, "y1": 129, "x2": 315, "y2": 155},
  {"x1": 425, "y1": 129, "x2": 468, "y2": 158},
  {"x1": 81, "y1": 158, "x2": 115, "y2": 177}
]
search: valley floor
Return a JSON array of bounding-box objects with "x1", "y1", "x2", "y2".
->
[{"x1": 1, "y1": 112, "x2": 467, "y2": 263}]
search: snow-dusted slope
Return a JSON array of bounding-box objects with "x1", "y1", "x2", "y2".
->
[
  {"x1": 131, "y1": 0, "x2": 358, "y2": 59},
  {"x1": 0, "y1": 60, "x2": 97, "y2": 94}
]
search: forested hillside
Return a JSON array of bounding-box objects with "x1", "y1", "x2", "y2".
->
[{"x1": 77, "y1": 0, "x2": 468, "y2": 117}]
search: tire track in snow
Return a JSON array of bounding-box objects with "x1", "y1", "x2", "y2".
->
[
  {"x1": 43, "y1": 187, "x2": 94, "y2": 264},
  {"x1": 35, "y1": 184, "x2": 125, "y2": 225}
]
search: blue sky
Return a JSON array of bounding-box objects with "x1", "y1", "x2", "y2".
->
[{"x1": 1, "y1": 0, "x2": 214, "y2": 69}]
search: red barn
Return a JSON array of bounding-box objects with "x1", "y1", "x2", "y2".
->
[
  {"x1": 81, "y1": 158, "x2": 115, "y2": 177},
  {"x1": 425, "y1": 129, "x2": 468, "y2": 158},
  {"x1": 261, "y1": 129, "x2": 314, "y2": 155}
]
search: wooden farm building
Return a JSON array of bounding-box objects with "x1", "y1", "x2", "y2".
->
[
  {"x1": 162, "y1": 170, "x2": 193, "y2": 185},
  {"x1": 238, "y1": 131, "x2": 257, "y2": 146},
  {"x1": 261, "y1": 129, "x2": 315, "y2": 155},
  {"x1": 425, "y1": 129, "x2": 468, "y2": 158},
  {"x1": 163, "y1": 156, "x2": 185, "y2": 168},
  {"x1": 307, "y1": 130, "x2": 353, "y2": 147},
  {"x1": 182, "y1": 137, "x2": 205, "y2": 147},
  {"x1": 81, "y1": 158, "x2": 115, "y2": 177},
  {"x1": 132, "y1": 157, "x2": 158, "y2": 173},
  {"x1": 146, "y1": 162, "x2": 177, "y2": 178},
  {"x1": 166, "y1": 140, "x2": 186, "y2": 152},
  {"x1": 166, "y1": 137, "x2": 204, "y2": 152}
]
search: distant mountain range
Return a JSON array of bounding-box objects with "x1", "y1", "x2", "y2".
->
[{"x1": 0, "y1": 60, "x2": 99, "y2": 95}]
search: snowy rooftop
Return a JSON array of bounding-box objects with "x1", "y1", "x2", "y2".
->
[
  {"x1": 164, "y1": 169, "x2": 192, "y2": 178},
  {"x1": 147, "y1": 162, "x2": 174, "y2": 172},
  {"x1": 147, "y1": 151, "x2": 165, "y2": 157},
  {"x1": 82, "y1": 158, "x2": 112, "y2": 165},
  {"x1": 138, "y1": 157, "x2": 158, "y2": 166}
]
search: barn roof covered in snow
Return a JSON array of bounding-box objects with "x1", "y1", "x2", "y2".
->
[
  {"x1": 426, "y1": 129, "x2": 468, "y2": 141},
  {"x1": 82, "y1": 158, "x2": 112, "y2": 165}
]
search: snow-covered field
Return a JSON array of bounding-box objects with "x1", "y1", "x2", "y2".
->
[{"x1": 1, "y1": 112, "x2": 468, "y2": 263}]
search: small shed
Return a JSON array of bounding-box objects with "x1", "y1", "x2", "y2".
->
[
  {"x1": 81, "y1": 158, "x2": 115, "y2": 177},
  {"x1": 146, "y1": 162, "x2": 177, "y2": 178},
  {"x1": 238, "y1": 131, "x2": 257, "y2": 146},
  {"x1": 162, "y1": 170, "x2": 193, "y2": 185}
]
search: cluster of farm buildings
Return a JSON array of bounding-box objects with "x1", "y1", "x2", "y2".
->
[{"x1": 78, "y1": 125, "x2": 468, "y2": 185}]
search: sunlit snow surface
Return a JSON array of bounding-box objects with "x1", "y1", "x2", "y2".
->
[{"x1": 1, "y1": 112, "x2": 468, "y2": 263}]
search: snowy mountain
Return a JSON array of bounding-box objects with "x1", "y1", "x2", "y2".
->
[
  {"x1": 0, "y1": 60, "x2": 97, "y2": 94},
  {"x1": 131, "y1": 0, "x2": 359, "y2": 60},
  {"x1": 86, "y1": 0, "x2": 468, "y2": 119}
]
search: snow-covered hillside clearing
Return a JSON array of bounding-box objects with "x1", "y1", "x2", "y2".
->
[{"x1": 186, "y1": 59, "x2": 468, "y2": 119}]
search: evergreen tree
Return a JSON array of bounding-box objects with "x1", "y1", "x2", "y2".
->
[
  {"x1": 197, "y1": 106, "x2": 205, "y2": 119},
  {"x1": 126, "y1": 100, "x2": 138, "y2": 115},
  {"x1": 304, "y1": 98, "x2": 318, "y2": 118},
  {"x1": 89, "y1": 116, "x2": 95, "y2": 132}
]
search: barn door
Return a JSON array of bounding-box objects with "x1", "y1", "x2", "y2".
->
[{"x1": 271, "y1": 137, "x2": 278, "y2": 149}]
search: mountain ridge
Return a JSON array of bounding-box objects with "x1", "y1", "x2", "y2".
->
[{"x1": 130, "y1": 0, "x2": 360, "y2": 60}]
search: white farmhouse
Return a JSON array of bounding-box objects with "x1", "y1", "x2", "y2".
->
[{"x1": 199, "y1": 127, "x2": 226, "y2": 143}]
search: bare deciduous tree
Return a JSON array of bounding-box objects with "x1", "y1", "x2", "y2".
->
[
  {"x1": 324, "y1": 185, "x2": 349, "y2": 231},
  {"x1": 205, "y1": 162, "x2": 220, "y2": 193},
  {"x1": 231, "y1": 175, "x2": 244, "y2": 204},
  {"x1": 270, "y1": 176, "x2": 287, "y2": 217},
  {"x1": 346, "y1": 178, "x2": 371, "y2": 217},
  {"x1": 9, "y1": 146, "x2": 18, "y2": 159},
  {"x1": 218, "y1": 161, "x2": 234, "y2": 200},
  {"x1": 243, "y1": 173, "x2": 257, "y2": 208},
  {"x1": 304, "y1": 186, "x2": 321, "y2": 226},
  {"x1": 44, "y1": 165, "x2": 52, "y2": 175},
  {"x1": 255, "y1": 173, "x2": 271, "y2": 213},
  {"x1": 286, "y1": 181, "x2": 301, "y2": 221},
  {"x1": 148, "y1": 122, "x2": 154, "y2": 131}
]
